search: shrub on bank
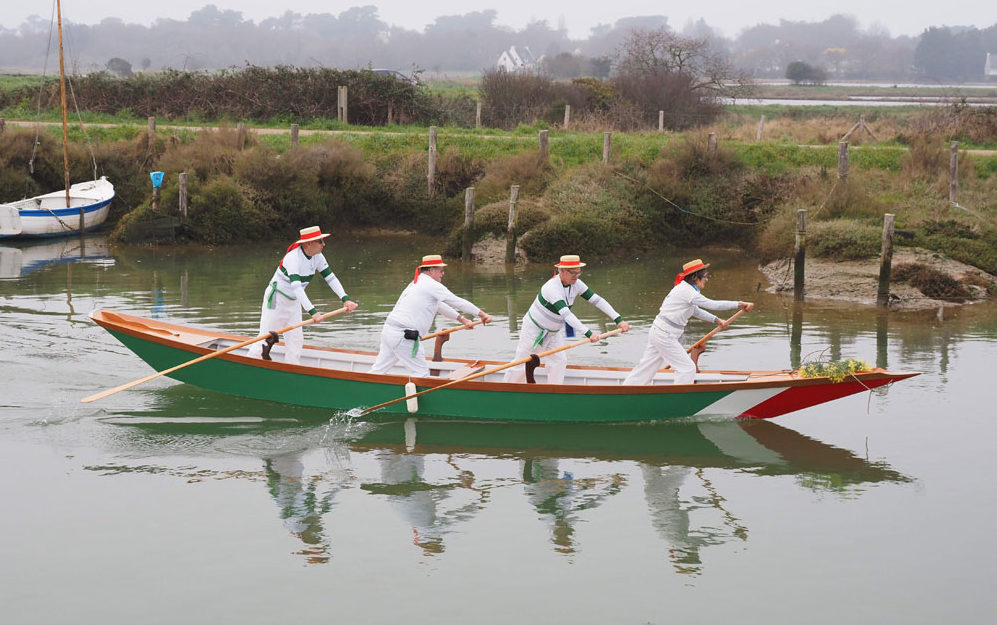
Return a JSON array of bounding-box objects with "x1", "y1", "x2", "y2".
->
[{"x1": 809, "y1": 220, "x2": 882, "y2": 260}]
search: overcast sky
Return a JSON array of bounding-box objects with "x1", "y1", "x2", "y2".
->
[{"x1": 5, "y1": 1, "x2": 993, "y2": 40}]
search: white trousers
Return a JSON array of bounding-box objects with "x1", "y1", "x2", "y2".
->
[
  {"x1": 369, "y1": 327, "x2": 429, "y2": 377},
  {"x1": 503, "y1": 320, "x2": 568, "y2": 384},
  {"x1": 246, "y1": 290, "x2": 305, "y2": 365},
  {"x1": 622, "y1": 324, "x2": 696, "y2": 385}
]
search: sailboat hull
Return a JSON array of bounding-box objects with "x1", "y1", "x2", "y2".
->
[{"x1": 0, "y1": 177, "x2": 114, "y2": 239}]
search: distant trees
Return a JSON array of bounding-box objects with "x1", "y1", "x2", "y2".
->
[
  {"x1": 105, "y1": 57, "x2": 133, "y2": 77},
  {"x1": 786, "y1": 61, "x2": 828, "y2": 85}
]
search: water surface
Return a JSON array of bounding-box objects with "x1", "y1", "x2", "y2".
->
[{"x1": 1, "y1": 234, "x2": 994, "y2": 624}]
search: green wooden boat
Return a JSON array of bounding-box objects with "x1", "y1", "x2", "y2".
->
[{"x1": 90, "y1": 309, "x2": 919, "y2": 423}]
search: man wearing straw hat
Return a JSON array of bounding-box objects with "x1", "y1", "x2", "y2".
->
[
  {"x1": 369, "y1": 254, "x2": 492, "y2": 377},
  {"x1": 623, "y1": 259, "x2": 753, "y2": 386},
  {"x1": 504, "y1": 254, "x2": 631, "y2": 384},
  {"x1": 247, "y1": 226, "x2": 358, "y2": 365}
]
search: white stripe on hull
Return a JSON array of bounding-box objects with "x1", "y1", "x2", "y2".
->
[{"x1": 694, "y1": 387, "x2": 785, "y2": 418}]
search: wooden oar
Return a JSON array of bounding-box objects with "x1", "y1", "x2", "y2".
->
[
  {"x1": 661, "y1": 308, "x2": 747, "y2": 370},
  {"x1": 81, "y1": 306, "x2": 350, "y2": 403},
  {"x1": 361, "y1": 328, "x2": 624, "y2": 415},
  {"x1": 421, "y1": 319, "x2": 484, "y2": 341}
]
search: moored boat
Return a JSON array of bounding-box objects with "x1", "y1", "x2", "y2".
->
[
  {"x1": 0, "y1": 177, "x2": 115, "y2": 238},
  {"x1": 89, "y1": 310, "x2": 919, "y2": 423}
]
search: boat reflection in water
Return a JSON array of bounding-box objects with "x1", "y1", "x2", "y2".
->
[
  {"x1": 0, "y1": 233, "x2": 113, "y2": 279},
  {"x1": 97, "y1": 391, "x2": 909, "y2": 570}
]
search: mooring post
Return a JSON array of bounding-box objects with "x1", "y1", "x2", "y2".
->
[
  {"x1": 462, "y1": 187, "x2": 476, "y2": 262},
  {"x1": 539, "y1": 129, "x2": 549, "y2": 160},
  {"x1": 790, "y1": 303, "x2": 803, "y2": 370},
  {"x1": 949, "y1": 141, "x2": 959, "y2": 204},
  {"x1": 876, "y1": 311, "x2": 889, "y2": 369},
  {"x1": 794, "y1": 209, "x2": 806, "y2": 302},
  {"x1": 505, "y1": 185, "x2": 520, "y2": 264},
  {"x1": 708, "y1": 132, "x2": 717, "y2": 154},
  {"x1": 563, "y1": 104, "x2": 571, "y2": 130},
  {"x1": 427, "y1": 126, "x2": 437, "y2": 197},
  {"x1": 290, "y1": 124, "x2": 299, "y2": 147},
  {"x1": 838, "y1": 141, "x2": 849, "y2": 180},
  {"x1": 877, "y1": 213, "x2": 895, "y2": 307},
  {"x1": 178, "y1": 172, "x2": 188, "y2": 222},
  {"x1": 603, "y1": 132, "x2": 611, "y2": 164}
]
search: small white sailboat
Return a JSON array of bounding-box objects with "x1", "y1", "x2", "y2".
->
[{"x1": 0, "y1": 0, "x2": 114, "y2": 239}]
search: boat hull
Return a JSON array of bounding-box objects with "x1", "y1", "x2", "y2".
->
[
  {"x1": 91, "y1": 310, "x2": 919, "y2": 423},
  {"x1": 0, "y1": 177, "x2": 114, "y2": 238}
]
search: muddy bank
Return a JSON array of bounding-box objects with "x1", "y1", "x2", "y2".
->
[{"x1": 760, "y1": 248, "x2": 996, "y2": 310}]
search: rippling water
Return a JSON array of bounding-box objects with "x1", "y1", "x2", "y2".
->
[{"x1": 1, "y1": 234, "x2": 994, "y2": 624}]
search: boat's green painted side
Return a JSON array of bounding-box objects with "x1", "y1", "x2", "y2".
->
[{"x1": 108, "y1": 329, "x2": 733, "y2": 422}]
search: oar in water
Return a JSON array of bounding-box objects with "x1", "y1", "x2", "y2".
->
[
  {"x1": 81, "y1": 306, "x2": 350, "y2": 403},
  {"x1": 662, "y1": 307, "x2": 748, "y2": 371},
  {"x1": 360, "y1": 328, "x2": 624, "y2": 415},
  {"x1": 421, "y1": 319, "x2": 485, "y2": 341}
]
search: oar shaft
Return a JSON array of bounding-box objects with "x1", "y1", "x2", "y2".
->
[
  {"x1": 362, "y1": 328, "x2": 623, "y2": 415},
  {"x1": 687, "y1": 308, "x2": 746, "y2": 352},
  {"x1": 81, "y1": 306, "x2": 349, "y2": 403},
  {"x1": 421, "y1": 319, "x2": 484, "y2": 341}
]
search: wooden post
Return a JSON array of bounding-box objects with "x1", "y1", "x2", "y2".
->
[
  {"x1": 949, "y1": 141, "x2": 959, "y2": 204},
  {"x1": 756, "y1": 115, "x2": 766, "y2": 141},
  {"x1": 790, "y1": 303, "x2": 803, "y2": 370},
  {"x1": 837, "y1": 141, "x2": 849, "y2": 180},
  {"x1": 151, "y1": 187, "x2": 160, "y2": 211},
  {"x1": 427, "y1": 126, "x2": 437, "y2": 198},
  {"x1": 794, "y1": 209, "x2": 806, "y2": 302},
  {"x1": 602, "y1": 132, "x2": 611, "y2": 164},
  {"x1": 0, "y1": 117, "x2": 5, "y2": 134},
  {"x1": 505, "y1": 185, "x2": 520, "y2": 264},
  {"x1": 877, "y1": 213, "x2": 895, "y2": 307},
  {"x1": 658, "y1": 111, "x2": 664, "y2": 132},
  {"x1": 338, "y1": 85, "x2": 348, "y2": 124},
  {"x1": 876, "y1": 311, "x2": 889, "y2": 369},
  {"x1": 290, "y1": 124, "x2": 299, "y2": 147},
  {"x1": 236, "y1": 122, "x2": 246, "y2": 149},
  {"x1": 708, "y1": 132, "x2": 717, "y2": 154},
  {"x1": 539, "y1": 130, "x2": 549, "y2": 159},
  {"x1": 178, "y1": 172, "x2": 188, "y2": 222},
  {"x1": 147, "y1": 116, "x2": 156, "y2": 143},
  {"x1": 386, "y1": 105, "x2": 393, "y2": 125},
  {"x1": 475, "y1": 102, "x2": 482, "y2": 129},
  {"x1": 563, "y1": 104, "x2": 571, "y2": 129},
  {"x1": 462, "y1": 187, "x2": 476, "y2": 262}
]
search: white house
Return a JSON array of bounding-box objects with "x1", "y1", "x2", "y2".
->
[
  {"x1": 496, "y1": 46, "x2": 541, "y2": 72},
  {"x1": 986, "y1": 53, "x2": 997, "y2": 78}
]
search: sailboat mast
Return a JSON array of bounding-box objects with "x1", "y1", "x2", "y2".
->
[{"x1": 55, "y1": 0, "x2": 74, "y2": 222}]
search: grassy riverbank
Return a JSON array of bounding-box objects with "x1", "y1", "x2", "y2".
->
[{"x1": 2, "y1": 105, "x2": 996, "y2": 277}]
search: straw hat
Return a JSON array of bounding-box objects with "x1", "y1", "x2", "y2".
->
[
  {"x1": 417, "y1": 254, "x2": 447, "y2": 269},
  {"x1": 674, "y1": 258, "x2": 710, "y2": 285},
  {"x1": 554, "y1": 254, "x2": 586, "y2": 269},
  {"x1": 294, "y1": 226, "x2": 332, "y2": 245}
]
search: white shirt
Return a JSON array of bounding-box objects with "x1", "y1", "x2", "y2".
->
[
  {"x1": 384, "y1": 276, "x2": 481, "y2": 335},
  {"x1": 267, "y1": 247, "x2": 348, "y2": 314},
  {"x1": 526, "y1": 275, "x2": 621, "y2": 336},
  {"x1": 657, "y1": 280, "x2": 738, "y2": 329}
]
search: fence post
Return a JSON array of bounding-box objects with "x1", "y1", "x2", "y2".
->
[
  {"x1": 505, "y1": 185, "x2": 520, "y2": 264},
  {"x1": 290, "y1": 124, "x2": 299, "y2": 147},
  {"x1": 178, "y1": 172, "x2": 188, "y2": 222},
  {"x1": 539, "y1": 130, "x2": 549, "y2": 160},
  {"x1": 236, "y1": 122, "x2": 246, "y2": 149},
  {"x1": 340, "y1": 86, "x2": 348, "y2": 124},
  {"x1": 756, "y1": 115, "x2": 766, "y2": 141},
  {"x1": 563, "y1": 104, "x2": 571, "y2": 130},
  {"x1": 147, "y1": 116, "x2": 156, "y2": 143},
  {"x1": 837, "y1": 141, "x2": 849, "y2": 180},
  {"x1": 794, "y1": 209, "x2": 806, "y2": 302},
  {"x1": 462, "y1": 187, "x2": 476, "y2": 262},
  {"x1": 603, "y1": 132, "x2": 611, "y2": 164},
  {"x1": 949, "y1": 141, "x2": 959, "y2": 204},
  {"x1": 658, "y1": 111, "x2": 664, "y2": 132},
  {"x1": 708, "y1": 132, "x2": 717, "y2": 154},
  {"x1": 387, "y1": 105, "x2": 393, "y2": 125},
  {"x1": 427, "y1": 126, "x2": 437, "y2": 198},
  {"x1": 877, "y1": 213, "x2": 895, "y2": 307},
  {"x1": 475, "y1": 102, "x2": 482, "y2": 129},
  {"x1": 1, "y1": 117, "x2": 6, "y2": 134}
]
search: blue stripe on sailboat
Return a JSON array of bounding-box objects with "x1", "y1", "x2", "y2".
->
[{"x1": 18, "y1": 198, "x2": 112, "y2": 217}]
